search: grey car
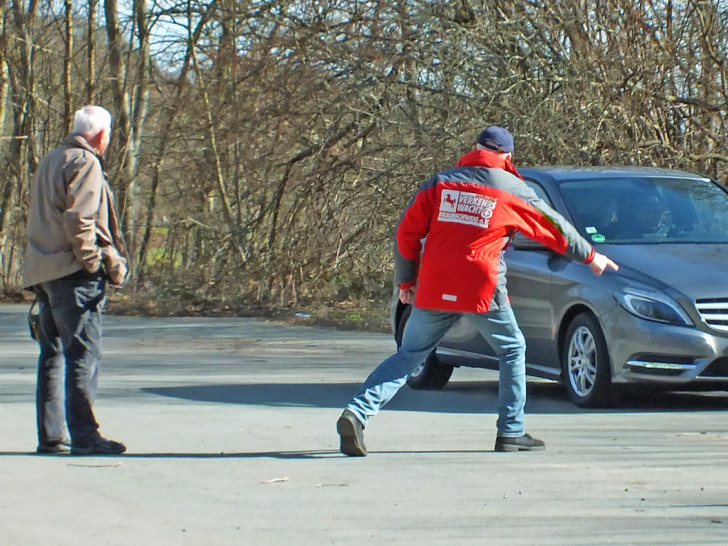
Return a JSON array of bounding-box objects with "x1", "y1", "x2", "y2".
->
[{"x1": 391, "y1": 166, "x2": 728, "y2": 407}]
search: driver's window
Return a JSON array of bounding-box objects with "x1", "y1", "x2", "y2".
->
[
  {"x1": 525, "y1": 179, "x2": 552, "y2": 205},
  {"x1": 512, "y1": 179, "x2": 552, "y2": 249}
]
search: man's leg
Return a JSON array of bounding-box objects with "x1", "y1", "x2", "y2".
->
[
  {"x1": 49, "y1": 271, "x2": 125, "y2": 455},
  {"x1": 39, "y1": 269, "x2": 130, "y2": 457},
  {"x1": 467, "y1": 306, "x2": 544, "y2": 451},
  {"x1": 41, "y1": 271, "x2": 105, "y2": 444},
  {"x1": 338, "y1": 308, "x2": 458, "y2": 455},
  {"x1": 347, "y1": 308, "x2": 458, "y2": 423},
  {"x1": 35, "y1": 287, "x2": 69, "y2": 451}
]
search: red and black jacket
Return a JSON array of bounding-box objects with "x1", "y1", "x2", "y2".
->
[{"x1": 395, "y1": 149, "x2": 595, "y2": 313}]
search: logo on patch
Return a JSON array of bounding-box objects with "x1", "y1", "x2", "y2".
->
[{"x1": 440, "y1": 190, "x2": 459, "y2": 212}]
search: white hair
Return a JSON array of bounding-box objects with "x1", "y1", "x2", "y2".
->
[{"x1": 72, "y1": 105, "x2": 112, "y2": 138}]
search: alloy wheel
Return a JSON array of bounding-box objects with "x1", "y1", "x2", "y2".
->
[{"x1": 566, "y1": 325, "x2": 598, "y2": 397}]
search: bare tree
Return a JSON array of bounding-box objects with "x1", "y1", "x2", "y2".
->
[
  {"x1": 62, "y1": 0, "x2": 72, "y2": 133},
  {"x1": 2, "y1": 0, "x2": 728, "y2": 316}
]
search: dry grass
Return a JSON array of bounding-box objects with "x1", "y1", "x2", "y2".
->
[
  {"x1": 3, "y1": 286, "x2": 392, "y2": 333},
  {"x1": 104, "y1": 291, "x2": 391, "y2": 333}
]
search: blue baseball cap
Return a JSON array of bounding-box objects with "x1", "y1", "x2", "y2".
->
[{"x1": 477, "y1": 126, "x2": 514, "y2": 153}]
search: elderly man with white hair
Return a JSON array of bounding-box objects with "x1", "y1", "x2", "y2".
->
[{"x1": 23, "y1": 105, "x2": 128, "y2": 455}]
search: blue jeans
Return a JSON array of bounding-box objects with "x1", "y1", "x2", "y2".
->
[
  {"x1": 346, "y1": 306, "x2": 527, "y2": 437},
  {"x1": 34, "y1": 269, "x2": 106, "y2": 445}
]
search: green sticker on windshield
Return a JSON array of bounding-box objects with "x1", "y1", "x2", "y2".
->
[{"x1": 591, "y1": 234, "x2": 606, "y2": 243}]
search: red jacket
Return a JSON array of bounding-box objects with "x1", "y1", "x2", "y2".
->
[{"x1": 395, "y1": 149, "x2": 595, "y2": 313}]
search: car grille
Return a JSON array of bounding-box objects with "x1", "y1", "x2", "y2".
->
[{"x1": 695, "y1": 298, "x2": 728, "y2": 333}]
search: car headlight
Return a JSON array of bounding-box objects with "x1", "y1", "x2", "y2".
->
[{"x1": 614, "y1": 289, "x2": 693, "y2": 326}]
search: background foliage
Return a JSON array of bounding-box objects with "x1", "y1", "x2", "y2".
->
[{"x1": 2, "y1": 0, "x2": 728, "y2": 325}]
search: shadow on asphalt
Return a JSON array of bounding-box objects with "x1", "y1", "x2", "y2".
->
[
  {"x1": 142, "y1": 380, "x2": 728, "y2": 414},
  {"x1": 0, "y1": 449, "x2": 498, "y2": 458},
  {"x1": 0, "y1": 450, "x2": 341, "y2": 459}
]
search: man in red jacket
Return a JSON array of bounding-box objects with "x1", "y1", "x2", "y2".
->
[{"x1": 337, "y1": 126, "x2": 618, "y2": 456}]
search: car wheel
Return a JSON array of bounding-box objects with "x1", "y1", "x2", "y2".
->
[
  {"x1": 562, "y1": 312, "x2": 613, "y2": 408},
  {"x1": 395, "y1": 305, "x2": 454, "y2": 390}
]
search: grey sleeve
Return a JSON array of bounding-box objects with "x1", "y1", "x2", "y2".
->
[{"x1": 493, "y1": 170, "x2": 594, "y2": 263}]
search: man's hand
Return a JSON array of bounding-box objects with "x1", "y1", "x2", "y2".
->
[
  {"x1": 102, "y1": 246, "x2": 129, "y2": 286},
  {"x1": 589, "y1": 252, "x2": 619, "y2": 275},
  {"x1": 399, "y1": 286, "x2": 416, "y2": 304}
]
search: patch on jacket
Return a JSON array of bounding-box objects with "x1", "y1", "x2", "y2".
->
[
  {"x1": 438, "y1": 189, "x2": 498, "y2": 228},
  {"x1": 442, "y1": 294, "x2": 457, "y2": 302}
]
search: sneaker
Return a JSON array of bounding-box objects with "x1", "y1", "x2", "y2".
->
[
  {"x1": 494, "y1": 433, "x2": 545, "y2": 452},
  {"x1": 36, "y1": 438, "x2": 71, "y2": 454},
  {"x1": 71, "y1": 434, "x2": 126, "y2": 455},
  {"x1": 337, "y1": 410, "x2": 367, "y2": 457}
]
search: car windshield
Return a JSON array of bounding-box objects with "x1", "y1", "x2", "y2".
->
[{"x1": 558, "y1": 176, "x2": 728, "y2": 244}]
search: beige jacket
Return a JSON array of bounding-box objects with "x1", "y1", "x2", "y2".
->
[{"x1": 23, "y1": 134, "x2": 128, "y2": 288}]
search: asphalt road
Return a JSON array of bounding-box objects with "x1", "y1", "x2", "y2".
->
[{"x1": 1, "y1": 303, "x2": 727, "y2": 545}]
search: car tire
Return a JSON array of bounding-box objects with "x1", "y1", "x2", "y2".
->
[
  {"x1": 562, "y1": 312, "x2": 613, "y2": 408},
  {"x1": 395, "y1": 305, "x2": 454, "y2": 390}
]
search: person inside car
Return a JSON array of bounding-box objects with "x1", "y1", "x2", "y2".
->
[{"x1": 618, "y1": 194, "x2": 670, "y2": 239}]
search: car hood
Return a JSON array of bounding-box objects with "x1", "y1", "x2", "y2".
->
[{"x1": 600, "y1": 243, "x2": 728, "y2": 299}]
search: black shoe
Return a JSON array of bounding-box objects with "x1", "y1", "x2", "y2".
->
[
  {"x1": 71, "y1": 434, "x2": 126, "y2": 455},
  {"x1": 337, "y1": 410, "x2": 367, "y2": 457},
  {"x1": 495, "y1": 433, "x2": 545, "y2": 452},
  {"x1": 36, "y1": 438, "x2": 71, "y2": 454}
]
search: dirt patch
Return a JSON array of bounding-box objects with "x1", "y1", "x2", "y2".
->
[
  {"x1": 104, "y1": 292, "x2": 391, "y2": 333},
  {"x1": 3, "y1": 288, "x2": 391, "y2": 333}
]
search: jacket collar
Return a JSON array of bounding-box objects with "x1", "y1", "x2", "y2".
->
[
  {"x1": 455, "y1": 149, "x2": 523, "y2": 180},
  {"x1": 62, "y1": 134, "x2": 105, "y2": 168},
  {"x1": 62, "y1": 134, "x2": 95, "y2": 152}
]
